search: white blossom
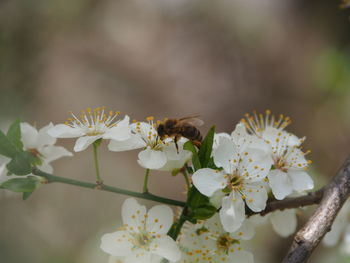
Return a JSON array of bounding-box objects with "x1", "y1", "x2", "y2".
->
[
  {"x1": 108, "y1": 117, "x2": 191, "y2": 170},
  {"x1": 241, "y1": 111, "x2": 313, "y2": 200},
  {"x1": 48, "y1": 107, "x2": 131, "y2": 152},
  {"x1": 0, "y1": 122, "x2": 72, "y2": 185},
  {"x1": 192, "y1": 124, "x2": 272, "y2": 232},
  {"x1": 100, "y1": 198, "x2": 181, "y2": 263},
  {"x1": 250, "y1": 209, "x2": 298, "y2": 238},
  {"x1": 178, "y1": 214, "x2": 254, "y2": 263}
]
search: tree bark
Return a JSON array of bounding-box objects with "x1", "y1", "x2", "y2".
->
[{"x1": 282, "y1": 157, "x2": 350, "y2": 263}]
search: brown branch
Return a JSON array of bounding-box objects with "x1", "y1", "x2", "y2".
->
[
  {"x1": 246, "y1": 189, "x2": 324, "y2": 217},
  {"x1": 282, "y1": 156, "x2": 350, "y2": 263}
]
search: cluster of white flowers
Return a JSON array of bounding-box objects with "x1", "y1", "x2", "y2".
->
[
  {"x1": 94, "y1": 110, "x2": 314, "y2": 263},
  {"x1": 178, "y1": 214, "x2": 255, "y2": 263},
  {"x1": 0, "y1": 108, "x2": 317, "y2": 263},
  {"x1": 0, "y1": 122, "x2": 72, "y2": 185},
  {"x1": 192, "y1": 111, "x2": 313, "y2": 233}
]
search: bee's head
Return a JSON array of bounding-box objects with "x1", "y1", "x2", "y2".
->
[{"x1": 157, "y1": 123, "x2": 165, "y2": 137}]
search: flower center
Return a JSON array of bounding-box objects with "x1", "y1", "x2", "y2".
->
[
  {"x1": 131, "y1": 231, "x2": 154, "y2": 250},
  {"x1": 222, "y1": 174, "x2": 244, "y2": 193},
  {"x1": 216, "y1": 234, "x2": 240, "y2": 253},
  {"x1": 86, "y1": 130, "x2": 105, "y2": 136},
  {"x1": 28, "y1": 148, "x2": 40, "y2": 157},
  {"x1": 64, "y1": 107, "x2": 121, "y2": 136},
  {"x1": 274, "y1": 157, "x2": 288, "y2": 172},
  {"x1": 134, "y1": 117, "x2": 164, "y2": 150}
]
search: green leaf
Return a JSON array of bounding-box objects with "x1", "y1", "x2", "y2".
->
[
  {"x1": 184, "y1": 141, "x2": 201, "y2": 171},
  {"x1": 187, "y1": 186, "x2": 209, "y2": 209},
  {"x1": 191, "y1": 205, "x2": 217, "y2": 220},
  {"x1": 23, "y1": 191, "x2": 33, "y2": 200},
  {"x1": 198, "y1": 126, "x2": 215, "y2": 168},
  {"x1": 1, "y1": 176, "x2": 40, "y2": 192},
  {"x1": 171, "y1": 168, "x2": 181, "y2": 177},
  {"x1": 0, "y1": 130, "x2": 19, "y2": 158},
  {"x1": 207, "y1": 157, "x2": 221, "y2": 170},
  {"x1": 6, "y1": 119, "x2": 23, "y2": 152},
  {"x1": 6, "y1": 151, "x2": 34, "y2": 175}
]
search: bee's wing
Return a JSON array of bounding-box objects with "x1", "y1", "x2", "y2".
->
[{"x1": 178, "y1": 116, "x2": 204, "y2": 127}]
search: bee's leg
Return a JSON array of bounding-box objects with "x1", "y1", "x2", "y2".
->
[
  {"x1": 174, "y1": 135, "x2": 181, "y2": 154},
  {"x1": 193, "y1": 140, "x2": 202, "y2": 149}
]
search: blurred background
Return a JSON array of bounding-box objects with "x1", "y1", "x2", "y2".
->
[{"x1": 1, "y1": 0, "x2": 350, "y2": 262}]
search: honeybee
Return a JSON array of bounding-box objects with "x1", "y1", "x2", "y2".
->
[{"x1": 157, "y1": 116, "x2": 204, "y2": 153}]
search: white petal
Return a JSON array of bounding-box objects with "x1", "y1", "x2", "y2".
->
[
  {"x1": 137, "y1": 148, "x2": 167, "y2": 169},
  {"x1": 103, "y1": 115, "x2": 132, "y2": 141},
  {"x1": 73, "y1": 135, "x2": 101, "y2": 152},
  {"x1": 230, "y1": 123, "x2": 252, "y2": 151},
  {"x1": 213, "y1": 137, "x2": 238, "y2": 173},
  {"x1": 204, "y1": 213, "x2": 224, "y2": 234},
  {"x1": 231, "y1": 219, "x2": 255, "y2": 240},
  {"x1": 38, "y1": 162, "x2": 53, "y2": 173},
  {"x1": 122, "y1": 198, "x2": 147, "y2": 232},
  {"x1": 100, "y1": 231, "x2": 133, "y2": 257},
  {"x1": 130, "y1": 122, "x2": 157, "y2": 141},
  {"x1": 158, "y1": 156, "x2": 190, "y2": 172},
  {"x1": 240, "y1": 147, "x2": 272, "y2": 182},
  {"x1": 159, "y1": 139, "x2": 191, "y2": 171},
  {"x1": 261, "y1": 127, "x2": 283, "y2": 148},
  {"x1": 0, "y1": 155, "x2": 10, "y2": 166},
  {"x1": 213, "y1": 132, "x2": 231, "y2": 150},
  {"x1": 289, "y1": 169, "x2": 314, "y2": 192},
  {"x1": 268, "y1": 170, "x2": 293, "y2": 200},
  {"x1": 20, "y1": 123, "x2": 38, "y2": 149},
  {"x1": 146, "y1": 205, "x2": 174, "y2": 235},
  {"x1": 36, "y1": 123, "x2": 57, "y2": 148},
  {"x1": 323, "y1": 224, "x2": 345, "y2": 246},
  {"x1": 162, "y1": 138, "x2": 190, "y2": 161},
  {"x1": 228, "y1": 250, "x2": 254, "y2": 263},
  {"x1": 40, "y1": 145, "x2": 73, "y2": 163},
  {"x1": 108, "y1": 134, "x2": 145, "y2": 152},
  {"x1": 284, "y1": 147, "x2": 308, "y2": 169},
  {"x1": 287, "y1": 133, "x2": 303, "y2": 147},
  {"x1": 124, "y1": 251, "x2": 152, "y2": 263},
  {"x1": 210, "y1": 190, "x2": 226, "y2": 209},
  {"x1": 219, "y1": 193, "x2": 246, "y2": 233},
  {"x1": 150, "y1": 236, "x2": 182, "y2": 262},
  {"x1": 249, "y1": 214, "x2": 269, "y2": 226},
  {"x1": 48, "y1": 124, "x2": 84, "y2": 138},
  {"x1": 270, "y1": 209, "x2": 297, "y2": 237},
  {"x1": 242, "y1": 182, "x2": 268, "y2": 212},
  {"x1": 192, "y1": 168, "x2": 226, "y2": 197}
]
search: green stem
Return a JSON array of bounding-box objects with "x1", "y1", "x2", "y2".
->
[
  {"x1": 167, "y1": 206, "x2": 188, "y2": 240},
  {"x1": 93, "y1": 143, "x2": 102, "y2": 183},
  {"x1": 181, "y1": 169, "x2": 190, "y2": 190},
  {"x1": 143, "y1": 169, "x2": 150, "y2": 193},
  {"x1": 33, "y1": 169, "x2": 185, "y2": 207}
]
